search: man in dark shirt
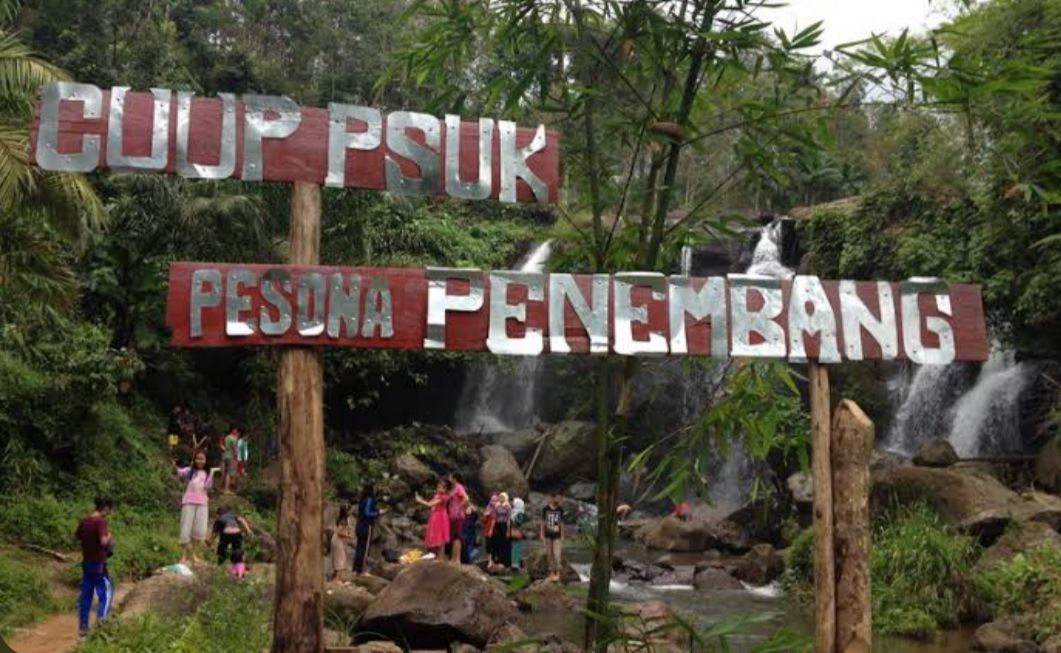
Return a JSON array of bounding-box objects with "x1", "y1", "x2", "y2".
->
[
  {"x1": 540, "y1": 494, "x2": 565, "y2": 582},
  {"x1": 75, "y1": 497, "x2": 114, "y2": 639}
]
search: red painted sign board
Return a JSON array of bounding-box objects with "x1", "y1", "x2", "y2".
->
[
  {"x1": 166, "y1": 262, "x2": 989, "y2": 363},
  {"x1": 31, "y1": 83, "x2": 559, "y2": 203}
]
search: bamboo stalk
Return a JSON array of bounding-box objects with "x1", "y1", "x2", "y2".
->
[{"x1": 809, "y1": 362, "x2": 836, "y2": 653}]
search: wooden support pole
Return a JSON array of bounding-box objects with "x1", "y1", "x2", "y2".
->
[
  {"x1": 832, "y1": 400, "x2": 874, "y2": 653},
  {"x1": 809, "y1": 362, "x2": 836, "y2": 653},
  {"x1": 272, "y1": 181, "x2": 325, "y2": 653}
]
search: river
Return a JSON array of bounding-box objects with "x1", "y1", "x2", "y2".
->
[{"x1": 521, "y1": 543, "x2": 974, "y2": 653}]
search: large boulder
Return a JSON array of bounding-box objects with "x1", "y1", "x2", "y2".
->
[
  {"x1": 692, "y1": 567, "x2": 743, "y2": 591},
  {"x1": 724, "y1": 497, "x2": 785, "y2": 546},
  {"x1": 913, "y1": 438, "x2": 960, "y2": 468},
  {"x1": 619, "y1": 601, "x2": 691, "y2": 650},
  {"x1": 567, "y1": 481, "x2": 597, "y2": 502},
  {"x1": 787, "y1": 472, "x2": 813, "y2": 509},
  {"x1": 479, "y1": 445, "x2": 529, "y2": 498},
  {"x1": 972, "y1": 618, "x2": 1037, "y2": 653},
  {"x1": 649, "y1": 566, "x2": 695, "y2": 586},
  {"x1": 728, "y1": 544, "x2": 785, "y2": 586},
  {"x1": 873, "y1": 465, "x2": 1061, "y2": 544},
  {"x1": 119, "y1": 571, "x2": 202, "y2": 618},
  {"x1": 395, "y1": 453, "x2": 435, "y2": 487},
  {"x1": 490, "y1": 429, "x2": 540, "y2": 463},
  {"x1": 325, "y1": 581, "x2": 375, "y2": 623},
  {"x1": 526, "y1": 548, "x2": 582, "y2": 584},
  {"x1": 1036, "y1": 435, "x2": 1061, "y2": 493},
  {"x1": 513, "y1": 580, "x2": 579, "y2": 613},
  {"x1": 975, "y1": 521, "x2": 1061, "y2": 572},
  {"x1": 530, "y1": 421, "x2": 596, "y2": 485},
  {"x1": 359, "y1": 561, "x2": 516, "y2": 649},
  {"x1": 637, "y1": 517, "x2": 709, "y2": 552}
]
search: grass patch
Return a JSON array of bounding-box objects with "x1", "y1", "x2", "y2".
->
[
  {"x1": 976, "y1": 542, "x2": 1061, "y2": 643},
  {"x1": 782, "y1": 503, "x2": 981, "y2": 639},
  {"x1": 0, "y1": 550, "x2": 59, "y2": 636},
  {"x1": 75, "y1": 567, "x2": 272, "y2": 653}
]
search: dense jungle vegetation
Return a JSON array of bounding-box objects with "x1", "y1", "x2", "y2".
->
[{"x1": 0, "y1": 0, "x2": 1059, "y2": 650}]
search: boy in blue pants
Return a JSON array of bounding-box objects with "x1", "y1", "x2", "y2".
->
[{"x1": 75, "y1": 497, "x2": 114, "y2": 639}]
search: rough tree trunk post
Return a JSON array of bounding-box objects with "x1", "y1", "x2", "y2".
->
[
  {"x1": 832, "y1": 399, "x2": 874, "y2": 653},
  {"x1": 809, "y1": 362, "x2": 836, "y2": 653},
  {"x1": 272, "y1": 181, "x2": 325, "y2": 653}
]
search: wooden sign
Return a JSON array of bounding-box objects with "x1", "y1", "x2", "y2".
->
[
  {"x1": 31, "y1": 82, "x2": 559, "y2": 203},
  {"x1": 166, "y1": 262, "x2": 989, "y2": 363}
]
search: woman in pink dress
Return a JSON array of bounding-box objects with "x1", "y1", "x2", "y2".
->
[{"x1": 416, "y1": 478, "x2": 451, "y2": 558}]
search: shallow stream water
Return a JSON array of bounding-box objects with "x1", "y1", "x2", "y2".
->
[{"x1": 524, "y1": 543, "x2": 974, "y2": 653}]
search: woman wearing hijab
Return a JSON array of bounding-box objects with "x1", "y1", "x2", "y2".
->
[
  {"x1": 483, "y1": 494, "x2": 498, "y2": 566},
  {"x1": 509, "y1": 497, "x2": 527, "y2": 571},
  {"x1": 490, "y1": 493, "x2": 513, "y2": 569}
]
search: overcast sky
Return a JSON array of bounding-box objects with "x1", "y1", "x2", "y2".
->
[{"x1": 763, "y1": 0, "x2": 958, "y2": 54}]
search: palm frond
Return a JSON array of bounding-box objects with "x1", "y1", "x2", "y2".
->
[
  {"x1": 0, "y1": 123, "x2": 30, "y2": 207},
  {"x1": 0, "y1": 31, "x2": 68, "y2": 100}
]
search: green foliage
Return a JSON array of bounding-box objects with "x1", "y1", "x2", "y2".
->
[
  {"x1": 0, "y1": 494, "x2": 78, "y2": 550},
  {"x1": 784, "y1": 505, "x2": 981, "y2": 639},
  {"x1": 76, "y1": 568, "x2": 272, "y2": 653},
  {"x1": 0, "y1": 551, "x2": 58, "y2": 636},
  {"x1": 872, "y1": 504, "x2": 980, "y2": 638},
  {"x1": 325, "y1": 449, "x2": 363, "y2": 500},
  {"x1": 976, "y1": 543, "x2": 1061, "y2": 643}
]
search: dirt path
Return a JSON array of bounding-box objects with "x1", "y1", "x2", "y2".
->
[{"x1": 6, "y1": 584, "x2": 133, "y2": 653}]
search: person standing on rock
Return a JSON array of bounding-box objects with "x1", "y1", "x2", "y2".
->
[
  {"x1": 490, "y1": 492, "x2": 513, "y2": 569},
  {"x1": 354, "y1": 485, "x2": 379, "y2": 575},
  {"x1": 75, "y1": 496, "x2": 114, "y2": 640},
  {"x1": 447, "y1": 472, "x2": 469, "y2": 564},
  {"x1": 461, "y1": 502, "x2": 480, "y2": 563},
  {"x1": 483, "y1": 494, "x2": 498, "y2": 565},
  {"x1": 510, "y1": 497, "x2": 527, "y2": 571},
  {"x1": 541, "y1": 493, "x2": 565, "y2": 582},
  {"x1": 175, "y1": 449, "x2": 219, "y2": 563},
  {"x1": 328, "y1": 502, "x2": 355, "y2": 580},
  {"x1": 416, "y1": 478, "x2": 451, "y2": 559}
]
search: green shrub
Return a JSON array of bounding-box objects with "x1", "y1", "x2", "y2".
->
[
  {"x1": 872, "y1": 504, "x2": 980, "y2": 637},
  {"x1": 0, "y1": 552, "x2": 58, "y2": 636},
  {"x1": 0, "y1": 494, "x2": 79, "y2": 550},
  {"x1": 976, "y1": 543, "x2": 1061, "y2": 643},
  {"x1": 76, "y1": 568, "x2": 271, "y2": 653},
  {"x1": 326, "y1": 449, "x2": 362, "y2": 499}
]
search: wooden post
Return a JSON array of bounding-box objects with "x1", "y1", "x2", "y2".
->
[
  {"x1": 809, "y1": 362, "x2": 835, "y2": 653},
  {"x1": 832, "y1": 400, "x2": 874, "y2": 653},
  {"x1": 272, "y1": 181, "x2": 325, "y2": 653}
]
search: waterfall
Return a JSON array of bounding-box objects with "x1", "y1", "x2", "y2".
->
[
  {"x1": 885, "y1": 351, "x2": 1031, "y2": 458},
  {"x1": 680, "y1": 244, "x2": 693, "y2": 276},
  {"x1": 453, "y1": 241, "x2": 552, "y2": 433},
  {"x1": 746, "y1": 220, "x2": 795, "y2": 279},
  {"x1": 948, "y1": 351, "x2": 1030, "y2": 457}
]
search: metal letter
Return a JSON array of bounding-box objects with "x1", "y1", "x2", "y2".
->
[
  {"x1": 901, "y1": 277, "x2": 956, "y2": 365},
  {"x1": 787, "y1": 275, "x2": 841, "y2": 363},
  {"x1": 499, "y1": 121, "x2": 548, "y2": 203},
  {"x1": 37, "y1": 82, "x2": 102, "y2": 172},
  {"x1": 327, "y1": 273, "x2": 362, "y2": 338},
  {"x1": 445, "y1": 115, "x2": 493, "y2": 200},
  {"x1": 728, "y1": 274, "x2": 786, "y2": 358},
  {"x1": 177, "y1": 91, "x2": 236, "y2": 179},
  {"x1": 668, "y1": 276, "x2": 728, "y2": 357},
  {"x1": 385, "y1": 111, "x2": 441, "y2": 195},
  {"x1": 107, "y1": 87, "x2": 171, "y2": 170},
  {"x1": 297, "y1": 273, "x2": 326, "y2": 337},
  {"x1": 190, "y1": 269, "x2": 222, "y2": 338},
  {"x1": 260, "y1": 271, "x2": 292, "y2": 336},
  {"x1": 486, "y1": 271, "x2": 544, "y2": 356},
  {"x1": 548, "y1": 274, "x2": 609, "y2": 354},
  {"x1": 424, "y1": 268, "x2": 485, "y2": 349},
  {"x1": 242, "y1": 95, "x2": 302, "y2": 181},
  {"x1": 614, "y1": 272, "x2": 668, "y2": 356},
  {"x1": 326, "y1": 104, "x2": 382, "y2": 188},
  {"x1": 225, "y1": 269, "x2": 257, "y2": 337},
  {"x1": 840, "y1": 280, "x2": 898, "y2": 361},
  {"x1": 361, "y1": 276, "x2": 394, "y2": 339}
]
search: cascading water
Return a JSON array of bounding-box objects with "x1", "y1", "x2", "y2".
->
[
  {"x1": 746, "y1": 220, "x2": 795, "y2": 280},
  {"x1": 453, "y1": 241, "x2": 552, "y2": 433},
  {"x1": 948, "y1": 351, "x2": 1030, "y2": 457},
  {"x1": 885, "y1": 350, "x2": 1031, "y2": 457}
]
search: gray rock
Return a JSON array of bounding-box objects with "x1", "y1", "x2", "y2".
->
[
  {"x1": 360, "y1": 562, "x2": 516, "y2": 649},
  {"x1": 325, "y1": 581, "x2": 375, "y2": 623},
  {"x1": 976, "y1": 521, "x2": 1061, "y2": 572},
  {"x1": 490, "y1": 429, "x2": 540, "y2": 463},
  {"x1": 567, "y1": 481, "x2": 597, "y2": 502},
  {"x1": 530, "y1": 421, "x2": 597, "y2": 485},
  {"x1": 913, "y1": 439, "x2": 960, "y2": 468},
  {"x1": 525, "y1": 548, "x2": 582, "y2": 584},
  {"x1": 637, "y1": 516, "x2": 709, "y2": 552},
  {"x1": 693, "y1": 567, "x2": 743, "y2": 591},
  {"x1": 729, "y1": 544, "x2": 785, "y2": 586},
  {"x1": 478, "y1": 445, "x2": 529, "y2": 498},
  {"x1": 1036, "y1": 435, "x2": 1061, "y2": 493},
  {"x1": 972, "y1": 618, "x2": 1037, "y2": 653},
  {"x1": 787, "y1": 472, "x2": 813, "y2": 507},
  {"x1": 650, "y1": 566, "x2": 695, "y2": 586},
  {"x1": 395, "y1": 453, "x2": 435, "y2": 487}
]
